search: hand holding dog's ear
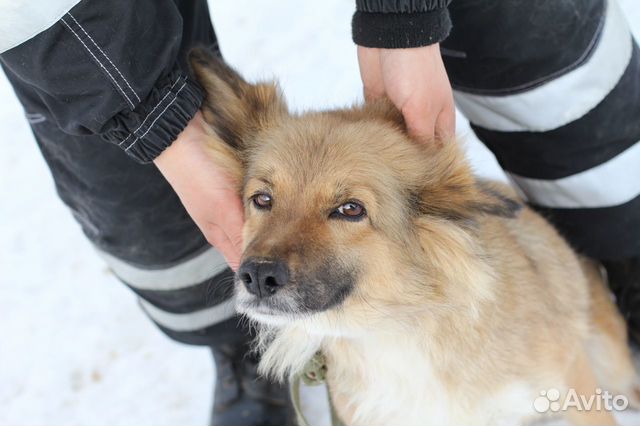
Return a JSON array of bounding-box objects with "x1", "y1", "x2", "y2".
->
[
  {"x1": 153, "y1": 49, "x2": 289, "y2": 271},
  {"x1": 154, "y1": 112, "x2": 244, "y2": 270},
  {"x1": 358, "y1": 44, "x2": 456, "y2": 142}
]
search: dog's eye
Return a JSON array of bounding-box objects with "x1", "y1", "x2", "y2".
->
[
  {"x1": 331, "y1": 201, "x2": 366, "y2": 221},
  {"x1": 252, "y1": 193, "x2": 273, "y2": 210}
]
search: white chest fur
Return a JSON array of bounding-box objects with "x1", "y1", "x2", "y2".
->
[
  {"x1": 257, "y1": 320, "x2": 546, "y2": 426},
  {"x1": 325, "y1": 336, "x2": 541, "y2": 426}
]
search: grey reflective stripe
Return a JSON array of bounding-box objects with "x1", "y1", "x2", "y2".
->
[
  {"x1": 453, "y1": 0, "x2": 632, "y2": 132},
  {"x1": 0, "y1": 0, "x2": 82, "y2": 53},
  {"x1": 508, "y1": 141, "x2": 640, "y2": 209},
  {"x1": 139, "y1": 298, "x2": 237, "y2": 332},
  {"x1": 97, "y1": 247, "x2": 228, "y2": 291}
]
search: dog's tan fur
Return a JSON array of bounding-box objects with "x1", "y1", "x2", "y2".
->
[{"x1": 190, "y1": 49, "x2": 639, "y2": 426}]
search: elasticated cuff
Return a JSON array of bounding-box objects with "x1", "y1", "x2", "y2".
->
[
  {"x1": 352, "y1": 7, "x2": 452, "y2": 48},
  {"x1": 104, "y1": 71, "x2": 204, "y2": 164}
]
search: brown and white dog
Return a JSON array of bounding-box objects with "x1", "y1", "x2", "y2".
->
[{"x1": 190, "y1": 48, "x2": 640, "y2": 426}]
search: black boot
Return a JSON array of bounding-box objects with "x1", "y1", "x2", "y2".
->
[
  {"x1": 211, "y1": 343, "x2": 294, "y2": 426},
  {"x1": 603, "y1": 257, "x2": 640, "y2": 345}
]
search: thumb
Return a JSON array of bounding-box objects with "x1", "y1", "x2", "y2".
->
[
  {"x1": 202, "y1": 223, "x2": 242, "y2": 271},
  {"x1": 402, "y1": 98, "x2": 437, "y2": 142},
  {"x1": 434, "y1": 101, "x2": 456, "y2": 142},
  {"x1": 357, "y1": 46, "x2": 385, "y2": 101}
]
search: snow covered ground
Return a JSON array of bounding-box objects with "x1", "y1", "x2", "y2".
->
[{"x1": 1, "y1": 1, "x2": 639, "y2": 425}]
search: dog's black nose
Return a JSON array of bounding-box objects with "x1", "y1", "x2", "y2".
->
[{"x1": 238, "y1": 259, "x2": 289, "y2": 298}]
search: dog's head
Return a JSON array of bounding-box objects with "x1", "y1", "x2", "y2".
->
[{"x1": 190, "y1": 49, "x2": 520, "y2": 331}]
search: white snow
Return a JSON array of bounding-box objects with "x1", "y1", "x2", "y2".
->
[{"x1": 1, "y1": 1, "x2": 639, "y2": 425}]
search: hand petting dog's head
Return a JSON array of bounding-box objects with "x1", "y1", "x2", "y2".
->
[{"x1": 190, "y1": 48, "x2": 520, "y2": 331}]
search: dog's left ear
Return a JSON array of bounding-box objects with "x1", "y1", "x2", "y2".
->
[
  {"x1": 352, "y1": 99, "x2": 521, "y2": 221},
  {"x1": 412, "y1": 141, "x2": 522, "y2": 222}
]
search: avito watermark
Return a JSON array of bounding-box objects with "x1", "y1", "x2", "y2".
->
[{"x1": 534, "y1": 388, "x2": 629, "y2": 413}]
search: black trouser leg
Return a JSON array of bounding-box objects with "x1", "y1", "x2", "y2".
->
[
  {"x1": 2, "y1": 0, "x2": 246, "y2": 347},
  {"x1": 443, "y1": 0, "x2": 640, "y2": 260}
]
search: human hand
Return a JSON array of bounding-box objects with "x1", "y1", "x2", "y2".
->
[
  {"x1": 357, "y1": 44, "x2": 455, "y2": 142},
  {"x1": 154, "y1": 112, "x2": 244, "y2": 270}
]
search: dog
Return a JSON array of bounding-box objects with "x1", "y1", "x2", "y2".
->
[{"x1": 190, "y1": 48, "x2": 640, "y2": 426}]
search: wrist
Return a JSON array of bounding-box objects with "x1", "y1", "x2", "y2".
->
[
  {"x1": 352, "y1": 7, "x2": 452, "y2": 49},
  {"x1": 153, "y1": 111, "x2": 215, "y2": 194},
  {"x1": 154, "y1": 111, "x2": 207, "y2": 172}
]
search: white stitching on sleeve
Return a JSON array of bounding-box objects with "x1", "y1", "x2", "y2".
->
[
  {"x1": 118, "y1": 78, "x2": 181, "y2": 146},
  {"x1": 124, "y1": 81, "x2": 188, "y2": 152},
  {"x1": 67, "y1": 13, "x2": 141, "y2": 103},
  {"x1": 60, "y1": 18, "x2": 135, "y2": 109}
]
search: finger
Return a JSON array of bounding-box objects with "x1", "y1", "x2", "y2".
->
[
  {"x1": 357, "y1": 46, "x2": 385, "y2": 101},
  {"x1": 214, "y1": 192, "x2": 245, "y2": 271},
  {"x1": 218, "y1": 193, "x2": 245, "y2": 256},
  {"x1": 203, "y1": 222, "x2": 242, "y2": 271},
  {"x1": 401, "y1": 97, "x2": 436, "y2": 143},
  {"x1": 434, "y1": 100, "x2": 456, "y2": 142},
  {"x1": 225, "y1": 221, "x2": 244, "y2": 269}
]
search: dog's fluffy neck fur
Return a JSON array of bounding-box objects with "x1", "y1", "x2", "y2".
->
[
  {"x1": 254, "y1": 300, "x2": 502, "y2": 426},
  {"x1": 253, "y1": 224, "x2": 503, "y2": 425}
]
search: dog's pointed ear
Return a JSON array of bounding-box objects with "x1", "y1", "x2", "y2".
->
[
  {"x1": 346, "y1": 97, "x2": 520, "y2": 222},
  {"x1": 337, "y1": 98, "x2": 407, "y2": 132},
  {"x1": 189, "y1": 48, "x2": 287, "y2": 189},
  {"x1": 412, "y1": 142, "x2": 522, "y2": 222},
  {"x1": 348, "y1": 98, "x2": 521, "y2": 221},
  {"x1": 362, "y1": 98, "x2": 406, "y2": 130},
  {"x1": 189, "y1": 47, "x2": 287, "y2": 150}
]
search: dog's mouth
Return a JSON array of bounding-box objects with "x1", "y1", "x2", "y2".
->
[
  {"x1": 237, "y1": 297, "x2": 310, "y2": 328},
  {"x1": 235, "y1": 285, "x2": 307, "y2": 324},
  {"x1": 238, "y1": 297, "x2": 291, "y2": 315},
  {"x1": 232, "y1": 261, "x2": 357, "y2": 326}
]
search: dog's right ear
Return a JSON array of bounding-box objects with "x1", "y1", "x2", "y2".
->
[
  {"x1": 189, "y1": 48, "x2": 287, "y2": 150},
  {"x1": 189, "y1": 48, "x2": 287, "y2": 186}
]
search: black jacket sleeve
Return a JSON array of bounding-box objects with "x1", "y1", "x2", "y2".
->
[
  {"x1": 0, "y1": 0, "x2": 214, "y2": 164},
  {"x1": 352, "y1": 0, "x2": 452, "y2": 48}
]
